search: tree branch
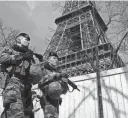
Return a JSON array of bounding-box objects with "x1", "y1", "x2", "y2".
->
[{"x1": 52, "y1": 1, "x2": 64, "y2": 12}]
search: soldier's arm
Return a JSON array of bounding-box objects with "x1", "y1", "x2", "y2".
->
[
  {"x1": 0, "y1": 46, "x2": 23, "y2": 65},
  {"x1": 0, "y1": 46, "x2": 16, "y2": 65}
]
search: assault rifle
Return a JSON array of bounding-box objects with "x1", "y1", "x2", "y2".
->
[
  {"x1": 38, "y1": 72, "x2": 80, "y2": 92},
  {"x1": 67, "y1": 79, "x2": 80, "y2": 92},
  {"x1": 12, "y1": 44, "x2": 43, "y2": 62},
  {"x1": 57, "y1": 72, "x2": 80, "y2": 92}
]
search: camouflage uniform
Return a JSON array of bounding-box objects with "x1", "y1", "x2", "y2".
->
[
  {"x1": 0, "y1": 46, "x2": 33, "y2": 118},
  {"x1": 1, "y1": 77, "x2": 24, "y2": 118},
  {"x1": 39, "y1": 95, "x2": 60, "y2": 118},
  {"x1": 38, "y1": 62, "x2": 68, "y2": 118},
  {"x1": 23, "y1": 83, "x2": 34, "y2": 118}
]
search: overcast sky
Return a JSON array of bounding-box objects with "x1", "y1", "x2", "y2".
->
[{"x1": 0, "y1": 1, "x2": 62, "y2": 54}]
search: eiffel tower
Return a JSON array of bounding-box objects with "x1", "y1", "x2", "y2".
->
[{"x1": 43, "y1": 1, "x2": 124, "y2": 77}]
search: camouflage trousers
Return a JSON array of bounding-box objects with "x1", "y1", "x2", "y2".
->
[
  {"x1": 40, "y1": 96, "x2": 59, "y2": 118},
  {"x1": 1, "y1": 77, "x2": 24, "y2": 118},
  {"x1": 43, "y1": 104, "x2": 59, "y2": 118}
]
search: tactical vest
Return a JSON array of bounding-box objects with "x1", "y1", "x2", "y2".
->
[{"x1": 0, "y1": 46, "x2": 32, "y2": 80}]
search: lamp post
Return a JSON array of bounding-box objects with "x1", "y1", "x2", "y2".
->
[{"x1": 91, "y1": 4, "x2": 104, "y2": 118}]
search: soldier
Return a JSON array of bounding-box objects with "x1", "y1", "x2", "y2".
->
[
  {"x1": 38, "y1": 51, "x2": 69, "y2": 118},
  {"x1": 0, "y1": 33, "x2": 34, "y2": 118},
  {"x1": 23, "y1": 83, "x2": 34, "y2": 118}
]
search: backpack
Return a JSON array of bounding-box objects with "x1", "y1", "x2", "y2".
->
[{"x1": 30, "y1": 63, "x2": 43, "y2": 85}]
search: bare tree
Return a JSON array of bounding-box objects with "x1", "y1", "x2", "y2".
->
[
  {"x1": 95, "y1": 1, "x2": 128, "y2": 53},
  {"x1": 0, "y1": 19, "x2": 19, "y2": 48},
  {"x1": 52, "y1": 1, "x2": 64, "y2": 13}
]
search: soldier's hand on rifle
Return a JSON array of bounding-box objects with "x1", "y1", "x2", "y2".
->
[
  {"x1": 23, "y1": 50, "x2": 33, "y2": 59},
  {"x1": 52, "y1": 72, "x2": 69, "y2": 81},
  {"x1": 60, "y1": 72, "x2": 69, "y2": 78}
]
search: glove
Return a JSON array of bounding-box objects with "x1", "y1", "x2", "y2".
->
[
  {"x1": 13, "y1": 55, "x2": 23, "y2": 64},
  {"x1": 23, "y1": 51, "x2": 33, "y2": 59},
  {"x1": 62, "y1": 73, "x2": 69, "y2": 78}
]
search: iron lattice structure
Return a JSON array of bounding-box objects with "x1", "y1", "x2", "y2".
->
[{"x1": 44, "y1": 1, "x2": 124, "y2": 77}]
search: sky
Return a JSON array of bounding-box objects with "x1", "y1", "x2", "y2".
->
[
  {"x1": 0, "y1": 1, "x2": 118, "y2": 55},
  {"x1": 0, "y1": 1, "x2": 62, "y2": 54}
]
